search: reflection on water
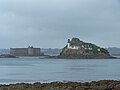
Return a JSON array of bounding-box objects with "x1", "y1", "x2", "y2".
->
[{"x1": 0, "y1": 58, "x2": 120, "y2": 84}]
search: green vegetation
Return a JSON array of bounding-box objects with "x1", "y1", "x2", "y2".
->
[
  {"x1": 64, "y1": 38, "x2": 109, "y2": 54},
  {"x1": 100, "y1": 48, "x2": 109, "y2": 54},
  {"x1": 70, "y1": 38, "x2": 84, "y2": 46}
]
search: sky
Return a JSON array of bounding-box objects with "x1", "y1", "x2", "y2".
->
[{"x1": 0, "y1": 0, "x2": 120, "y2": 48}]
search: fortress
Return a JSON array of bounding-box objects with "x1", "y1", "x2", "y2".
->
[{"x1": 10, "y1": 46, "x2": 44, "y2": 56}]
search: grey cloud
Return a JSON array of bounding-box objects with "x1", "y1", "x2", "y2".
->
[{"x1": 0, "y1": 0, "x2": 120, "y2": 48}]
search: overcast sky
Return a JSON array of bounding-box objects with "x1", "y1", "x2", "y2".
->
[{"x1": 0, "y1": 0, "x2": 120, "y2": 48}]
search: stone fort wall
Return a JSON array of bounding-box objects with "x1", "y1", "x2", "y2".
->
[{"x1": 10, "y1": 46, "x2": 43, "y2": 56}]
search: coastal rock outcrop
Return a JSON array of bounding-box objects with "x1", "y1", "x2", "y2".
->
[
  {"x1": 58, "y1": 38, "x2": 113, "y2": 59},
  {"x1": 1, "y1": 80, "x2": 120, "y2": 90}
]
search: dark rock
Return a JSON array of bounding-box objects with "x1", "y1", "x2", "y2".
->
[{"x1": 1, "y1": 80, "x2": 120, "y2": 90}]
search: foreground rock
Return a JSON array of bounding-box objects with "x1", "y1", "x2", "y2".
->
[
  {"x1": 1, "y1": 80, "x2": 120, "y2": 90},
  {"x1": 58, "y1": 38, "x2": 114, "y2": 59}
]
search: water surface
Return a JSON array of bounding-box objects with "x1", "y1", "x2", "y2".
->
[{"x1": 0, "y1": 58, "x2": 120, "y2": 84}]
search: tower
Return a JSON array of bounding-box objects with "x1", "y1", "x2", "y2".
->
[
  {"x1": 28, "y1": 46, "x2": 34, "y2": 56},
  {"x1": 67, "y1": 39, "x2": 71, "y2": 48}
]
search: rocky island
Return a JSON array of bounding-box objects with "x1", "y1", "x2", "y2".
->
[{"x1": 57, "y1": 38, "x2": 113, "y2": 59}]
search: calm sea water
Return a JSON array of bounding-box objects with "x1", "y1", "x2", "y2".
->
[{"x1": 0, "y1": 58, "x2": 120, "y2": 84}]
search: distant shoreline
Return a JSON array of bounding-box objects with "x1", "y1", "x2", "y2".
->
[{"x1": 0, "y1": 55, "x2": 118, "y2": 59}]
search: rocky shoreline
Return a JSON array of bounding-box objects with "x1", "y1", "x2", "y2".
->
[
  {"x1": 1, "y1": 80, "x2": 120, "y2": 90},
  {"x1": 48, "y1": 55, "x2": 117, "y2": 59}
]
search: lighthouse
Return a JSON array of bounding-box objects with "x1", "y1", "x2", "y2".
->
[
  {"x1": 67, "y1": 39, "x2": 71, "y2": 48},
  {"x1": 67, "y1": 39, "x2": 80, "y2": 49}
]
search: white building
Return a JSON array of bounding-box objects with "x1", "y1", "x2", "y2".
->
[
  {"x1": 67, "y1": 39, "x2": 80, "y2": 49},
  {"x1": 97, "y1": 48, "x2": 101, "y2": 51}
]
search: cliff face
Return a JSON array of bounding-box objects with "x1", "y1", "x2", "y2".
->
[{"x1": 59, "y1": 38, "x2": 113, "y2": 59}]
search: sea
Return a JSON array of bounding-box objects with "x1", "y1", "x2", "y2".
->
[{"x1": 0, "y1": 57, "x2": 120, "y2": 84}]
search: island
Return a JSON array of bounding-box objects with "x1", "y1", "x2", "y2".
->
[{"x1": 55, "y1": 38, "x2": 114, "y2": 59}]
